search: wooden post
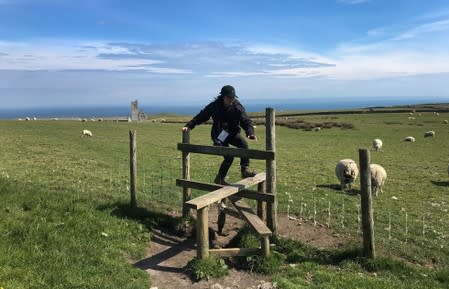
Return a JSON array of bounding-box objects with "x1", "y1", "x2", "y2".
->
[
  {"x1": 257, "y1": 182, "x2": 266, "y2": 221},
  {"x1": 182, "y1": 130, "x2": 192, "y2": 218},
  {"x1": 359, "y1": 148, "x2": 375, "y2": 258},
  {"x1": 265, "y1": 108, "x2": 277, "y2": 235},
  {"x1": 197, "y1": 207, "x2": 209, "y2": 259},
  {"x1": 129, "y1": 130, "x2": 137, "y2": 208},
  {"x1": 262, "y1": 236, "x2": 270, "y2": 257}
]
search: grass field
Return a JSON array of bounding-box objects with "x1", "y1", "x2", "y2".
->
[{"x1": 1, "y1": 109, "x2": 449, "y2": 288}]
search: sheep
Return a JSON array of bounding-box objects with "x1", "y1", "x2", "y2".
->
[
  {"x1": 424, "y1": 130, "x2": 435, "y2": 138},
  {"x1": 313, "y1": 127, "x2": 321, "y2": 131},
  {"x1": 444, "y1": 120, "x2": 448, "y2": 124},
  {"x1": 372, "y1": 138, "x2": 383, "y2": 151},
  {"x1": 370, "y1": 164, "x2": 387, "y2": 197},
  {"x1": 403, "y1": 136, "x2": 415, "y2": 142},
  {"x1": 81, "y1": 129, "x2": 93, "y2": 137},
  {"x1": 335, "y1": 159, "x2": 359, "y2": 190}
]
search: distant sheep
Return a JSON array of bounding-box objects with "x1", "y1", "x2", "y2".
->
[
  {"x1": 424, "y1": 130, "x2": 435, "y2": 138},
  {"x1": 335, "y1": 159, "x2": 359, "y2": 190},
  {"x1": 403, "y1": 136, "x2": 415, "y2": 142},
  {"x1": 81, "y1": 129, "x2": 93, "y2": 137},
  {"x1": 444, "y1": 120, "x2": 448, "y2": 124},
  {"x1": 313, "y1": 127, "x2": 321, "y2": 131},
  {"x1": 370, "y1": 164, "x2": 387, "y2": 197},
  {"x1": 372, "y1": 138, "x2": 383, "y2": 151}
]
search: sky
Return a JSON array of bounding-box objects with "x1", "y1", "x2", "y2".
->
[{"x1": 1, "y1": 0, "x2": 449, "y2": 109}]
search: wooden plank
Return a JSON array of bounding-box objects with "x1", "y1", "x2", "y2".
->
[
  {"x1": 185, "y1": 173, "x2": 266, "y2": 210},
  {"x1": 222, "y1": 207, "x2": 241, "y2": 219},
  {"x1": 236, "y1": 189, "x2": 274, "y2": 203},
  {"x1": 229, "y1": 196, "x2": 272, "y2": 237},
  {"x1": 177, "y1": 143, "x2": 275, "y2": 160},
  {"x1": 209, "y1": 247, "x2": 260, "y2": 257},
  {"x1": 176, "y1": 179, "x2": 223, "y2": 191},
  {"x1": 176, "y1": 179, "x2": 274, "y2": 203}
]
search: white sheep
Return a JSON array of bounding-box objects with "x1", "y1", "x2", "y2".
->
[
  {"x1": 81, "y1": 129, "x2": 93, "y2": 137},
  {"x1": 370, "y1": 164, "x2": 387, "y2": 197},
  {"x1": 403, "y1": 136, "x2": 415, "y2": 142},
  {"x1": 335, "y1": 159, "x2": 359, "y2": 190},
  {"x1": 424, "y1": 130, "x2": 435, "y2": 138},
  {"x1": 372, "y1": 138, "x2": 383, "y2": 151},
  {"x1": 444, "y1": 120, "x2": 448, "y2": 124}
]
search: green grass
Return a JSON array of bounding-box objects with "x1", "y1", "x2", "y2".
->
[{"x1": 0, "y1": 110, "x2": 448, "y2": 288}]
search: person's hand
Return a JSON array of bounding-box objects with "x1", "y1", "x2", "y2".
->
[
  {"x1": 248, "y1": 135, "x2": 257, "y2": 141},
  {"x1": 182, "y1": 127, "x2": 190, "y2": 132}
]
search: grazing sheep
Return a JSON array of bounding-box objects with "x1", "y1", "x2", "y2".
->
[
  {"x1": 372, "y1": 138, "x2": 383, "y2": 151},
  {"x1": 313, "y1": 127, "x2": 321, "y2": 131},
  {"x1": 444, "y1": 120, "x2": 448, "y2": 124},
  {"x1": 335, "y1": 159, "x2": 359, "y2": 190},
  {"x1": 370, "y1": 164, "x2": 387, "y2": 197},
  {"x1": 403, "y1": 136, "x2": 415, "y2": 142},
  {"x1": 424, "y1": 130, "x2": 435, "y2": 138},
  {"x1": 81, "y1": 129, "x2": 93, "y2": 137}
]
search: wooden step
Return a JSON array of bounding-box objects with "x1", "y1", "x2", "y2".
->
[
  {"x1": 229, "y1": 196, "x2": 272, "y2": 237},
  {"x1": 185, "y1": 173, "x2": 266, "y2": 210}
]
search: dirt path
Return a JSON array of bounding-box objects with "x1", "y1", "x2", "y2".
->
[{"x1": 133, "y1": 209, "x2": 351, "y2": 289}]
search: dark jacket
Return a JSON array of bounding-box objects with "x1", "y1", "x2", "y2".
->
[{"x1": 185, "y1": 98, "x2": 255, "y2": 143}]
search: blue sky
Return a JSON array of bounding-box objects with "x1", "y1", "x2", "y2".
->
[{"x1": 1, "y1": 0, "x2": 449, "y2": 109}]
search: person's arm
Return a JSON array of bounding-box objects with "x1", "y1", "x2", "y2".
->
[
  {"x1": 238, "y1": 104, "x2": 256, "y2": 140},
  {"x1": 183, "y1": 102, "x2": 214, "y2": 131}
]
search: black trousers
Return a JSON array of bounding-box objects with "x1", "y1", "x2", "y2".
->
[{"x1": 216, "y1": 133, "x2": 249, "y2": 178}]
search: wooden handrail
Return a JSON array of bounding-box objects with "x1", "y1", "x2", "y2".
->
[{"x1": 177, "y1": 143, "x2": 275, "y2": 160}]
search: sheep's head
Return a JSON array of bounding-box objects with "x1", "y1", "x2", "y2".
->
[{"x1": 343, "y1": 169, "x2": 356, "y2": 183}]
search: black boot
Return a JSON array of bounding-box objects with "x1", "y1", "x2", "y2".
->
[
  {"x1": 241, "y1": 167, "x2": 256, "y2": 178},
  {"x1": 214, "y1": 174, "x2": 229, "y2": 185}
]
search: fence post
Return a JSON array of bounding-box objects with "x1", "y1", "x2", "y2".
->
[
  {"x1": 359, "y1": 148, "x2": 375, "y2": 258},
  {"x1": 197, "y1": 207, "x2": 209, "y2": 259},
  {"x1": 257, "y1": 182, "x2": 266, "y2": 221},
  {"x1": 266, "y1": 108, "x2": 277, "y2": 235},
  {"x1": 129, "y1": 130, "x2": 137, "y2": 208},
  {"x1": 182, "y1": 130, "x2": 192, "y2": 218}
]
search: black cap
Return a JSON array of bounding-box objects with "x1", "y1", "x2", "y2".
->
[{"x1": 220, "y1": 85, "x2": 238, "y2": 98}]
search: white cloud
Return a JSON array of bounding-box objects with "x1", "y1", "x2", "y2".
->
[
  {"x1": 0, "y1": 40, "x2": 190, "y2": 74},
  {"x1": 393, "y1": 19, "x2": 449, "y2": 40}
]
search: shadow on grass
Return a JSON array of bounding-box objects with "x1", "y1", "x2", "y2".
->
[
  {"x1": 97, "y1": 202, "x2": 196, "y2": 273},
  {"x1": 316, "y1": 184, "x2": 360, "y2": 196},
  {"x1": 97, "y1": 202, "x2": 186, "y2": 235},
  {"x1": 430, "y1": 180, "x2": 449, "y2": 187},
  {"x1": 133, "y1": 229, "x2": 195, "y2": 273}
]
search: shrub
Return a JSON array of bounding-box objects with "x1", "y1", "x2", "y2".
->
[
  {"x1": 247, "y1": 251, "x2": 286, "y2": 274},
  {"x1": 185, "y1": 257, "x2": 228, "y2": 281}
]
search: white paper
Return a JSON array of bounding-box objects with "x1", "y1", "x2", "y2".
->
[{"x1": 217, "y1": 130, "x2": 229, "y2": 142}]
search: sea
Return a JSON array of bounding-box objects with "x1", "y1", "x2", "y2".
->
[{"x1": 0, "y1": 97, "x2": 447, "y2": 119}]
